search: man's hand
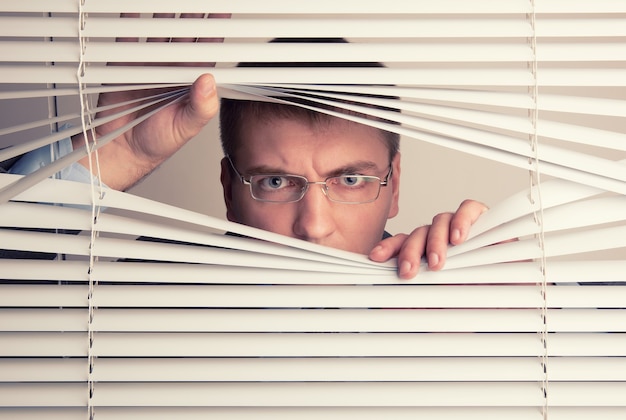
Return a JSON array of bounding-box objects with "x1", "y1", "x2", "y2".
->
[
  {"x1": 72, "y1": 13, "x2": 228, "y2": 191},
  {"x1": 369, "y1": 199, "x2": 488, "y2": 279}
]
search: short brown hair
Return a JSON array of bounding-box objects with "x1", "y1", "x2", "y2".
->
[{"x1": 219, "y1": 98, "x2": 400, "y2": 163}]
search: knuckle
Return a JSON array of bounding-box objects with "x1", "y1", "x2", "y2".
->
[{"x1": 431, "y1": 212, "x2": 452, "y2": 225}]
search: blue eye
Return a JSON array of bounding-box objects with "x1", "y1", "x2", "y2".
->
[
  {"x1": 260, "y1": 176, "x2": 288, "y2": 190},
  {"x1": 339, "y1": 175, "x2": 366, "y2": 187}
]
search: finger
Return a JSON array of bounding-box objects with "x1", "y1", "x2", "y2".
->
[
  {"x1": 395, "y1": 226, "x2": 430, "y2": 279},
  {"x1": 426, "y1": 212, "x2": 454, "y2": 271},
  {"x1": 368, "y1": 233, "x2": 409, "y2": 263},
  {"x1": 369, "y1": 230, "x2": 428, "y2": 280},
  {"x1": 449, "y1": 199, "x2": 489, "y2": 245}
]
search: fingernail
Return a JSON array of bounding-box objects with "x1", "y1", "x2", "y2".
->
[
  {"x1": 202, "y1": 79, "x2": 215, "y2": 97},
  {"x1": 371, "y1": 245, "x2": 383, "y2": 255},
  {"x1": 428, "y1": 252, "x2": 439, "y2": 268},
  {"x1": 399, "y1": 260, "x2": 412, "y2": 277},
  {"x1": 451, "y1": 228, "x2": 461, "y2": 243}
]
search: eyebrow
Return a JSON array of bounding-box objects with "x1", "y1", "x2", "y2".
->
[{"x1": 244, "y1": 160, "x2": 382, "y2": 178}]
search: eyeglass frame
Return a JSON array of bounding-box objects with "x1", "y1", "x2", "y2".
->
[{"x1": 226, "y1": 155, "x2": 393, "y2": 204}]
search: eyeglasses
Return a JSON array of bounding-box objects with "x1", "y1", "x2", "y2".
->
[{"x1": 227, "y1": 156, "x2": 392, "y2": 204}]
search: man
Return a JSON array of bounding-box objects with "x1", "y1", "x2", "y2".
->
[{"x1": 9, "y1": 72, "x2": 486, "y2": 278}]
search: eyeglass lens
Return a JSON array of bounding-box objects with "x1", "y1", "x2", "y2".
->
[{"x1": 248, "y1": 174, "x2": 382, "y2": 203}]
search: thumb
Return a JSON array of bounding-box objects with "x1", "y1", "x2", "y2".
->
[{"x1": 179, "y1": 73, "x2": 219, "y2": 138}]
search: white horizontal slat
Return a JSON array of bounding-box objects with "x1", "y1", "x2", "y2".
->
[
  {"x1": 444, "y1": 226, "x2": 626, "y2": 270},
  {"x1": 93, "y1": 357, "x2": 626, "y2": 383},
  {"x1": 1, "y1": 65, "x2": 624, "y2": 92},
  {"x1": 0, "y1": 284, "x2": 88, "y2": 307},
  {"x1": 0, "y1": 358, "x2": 85, "y2": 382},
  {"x1": 90, "y1": 284, "x2": 546, "y2": 308},
  {"x1": 0, "y1": 203, "x2": 390, "y2": 272},
  {"x1": 548, "y1": 408, "x2": 626, "y2": 420},
  {"x1": 82, "y1": 42, "x2": 533, "y2": 64},
  {"x1": 19, "y1": 320, "x2": 626, "y2": 359},
  {"x1": 547, "y1": 285, "x2": 626, "y2": 307},
  {"x1": 0, "y1": 407, "x2": 546, "y2": 420},
  {"x1": 2, "y1": 356, "x2": 623, "y2": 384},
  {"x1": 547, "y1": 333, "x2": 626, "y2": 357},
  {"x1": 0, "y1": 112, "x2": 81, "y2": 138},
  {"x1": 449, "y1": 197, "x2": 626, "y2": 258},
  {"x1": 88, "y1": 308, "x2": 543, "y2": 333},
  {"x1": 41, "y1": 407, "x2": 626, "y2": 420},
  {"x1": 9, "y1": 41, "x2": 624, "y2": 65},
  {"x1": 0, "y1": 332, "x2": 87, "y2": 357},
  {"x1": 88, "y1": 308, "x2": 625, "y2": 333},
  {"x1": 0, "y1": 408, "x2": 85, "y2": 420},
  {"x1": 0, "y1": 41, "x2": 79, "y2": 63},
  {"x1": 0, "y1": 0, "x2": 77, "y2": 13},
  {"x1": 91, "y1": 357, "x2": 545, "y2": 382},
  {"x1": 0, "y1": 383, "x2": 86, "y2": 407},
  {"x1": 0, "y1": 17, "x2": 532, "y2": 39},
  {"x1": 547, "y1": 309, "x2": 626, "y2": 332},
  {"x1": 537, "y1": 18, "x2": 626, "y2": 37},
  {"x1": 92, "y1": 284, "x2": 625, "y2": 308},
  {"x1": 90, "y1": 356, "x2": 626, "y2": 382},
  {"x1": 0, "y1": 357, "x2": 543, "y2": 383},
  {"x1": 87, "y1": 17, "x2": 533, "y2": 39},
  {"x1": 537, "y1": 42, "x2": 626, "y2": 62},
  {"x1": 90, "y1": 381, "x2": 545, "y2": 407},
  {"x1": 6, "y1": 258, "x2": 623, "y2": 287},
  {"x1": 548, "y1": 382, "x2": 626, "y2": 406},
  {"x1": 267, "y1": 83, "x2": 625, "y2": 119},
  {"x1": 538, "y1": 68, "x2": 626, "y2": 87},
  {"x1": 548, "y1": 357, "x2": 626, "y2": 381},
  {"x1": 0, "y1": 308, "x2": 87, "y2": 332},
  {"x1": 65, "y1": 259, "x2": 546, "y2": 285},
  {"x1": 90, "y1": 332, "x2": 542, "y2": 357},
  {"x1": 0, "y1": 259, "x2": 543, "y2": 286},
  {"x1": 2, "y1": 282, "x2": 624, "y2": 309},
  {"x1": 0, "y1": 84, "x2": 181, "y2": 101},
  {"x1": 0, "y1": 65, "x2": 80, "y2": 84},
  {"x1": 0, "y1": 16, "x2": 77, "y2": 38},
  {"x1": 89, "y1": 332, "x2": 626, "y2": 358},
  {"x1": 535, "y1": 0, "x2": 626, "y2": 14},
  {"x1": 2, "y1": 407, "x2": 625, "y2": 420},
  {"x1": 540, "y1": 122, "x2": 626, "y2": 156},
  {"x1": 79, "y1": 0, "x2": 533, "y2": 15},
  {"x1": 3, "y1": 306, "x2": 623, "y2": 334},
  {"x1": 0, "y1": 230, "x2": 388, "y2": 275},
  {"x1": 2, "y1": 16, "x2": 624, "y2": 42},
  {"x1": 0, "y1": 260, "x2": 91, "y2": 284},
  {"x1": 0, "y1": 66, "x2": 537, "y2": 86}
]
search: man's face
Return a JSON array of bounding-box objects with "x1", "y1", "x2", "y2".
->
[{"x1": 220, "y1": 115, "x2": 401, "y2": 255}]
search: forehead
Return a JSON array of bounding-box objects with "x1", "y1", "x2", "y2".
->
[{"x1": 235, "y1": 112, "x2": 389, "y2": 163}]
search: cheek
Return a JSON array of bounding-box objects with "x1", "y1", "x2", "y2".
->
[{"x1": 336, "y1": 203, "x2": 391, "y2": 250}]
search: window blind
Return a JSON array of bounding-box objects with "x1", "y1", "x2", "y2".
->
[{"x1": 0, "y1": 1, "x2": 625, "y2": 419}]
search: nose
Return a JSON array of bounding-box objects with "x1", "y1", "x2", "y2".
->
[{"x1": 292, "y1": 184, "x2": 336, "y2": 243}]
